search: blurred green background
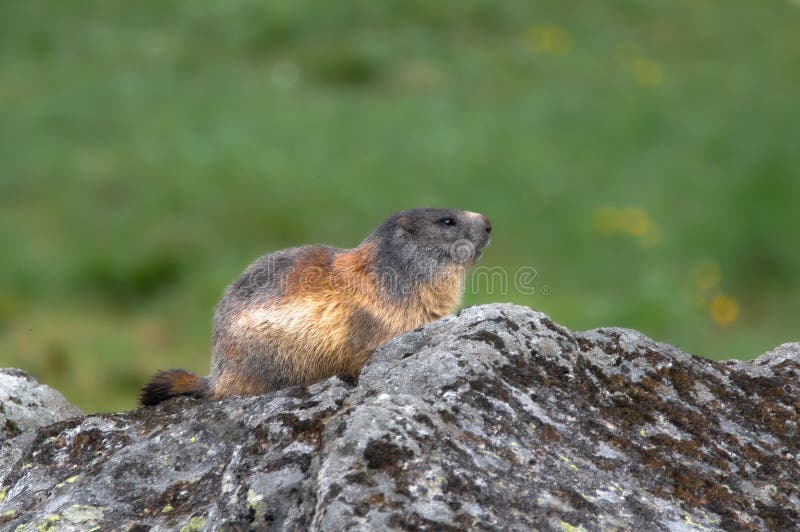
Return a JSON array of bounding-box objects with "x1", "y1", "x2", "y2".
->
[{"x1": 2, "y1": 1, "x2": 799, "y2": 413}]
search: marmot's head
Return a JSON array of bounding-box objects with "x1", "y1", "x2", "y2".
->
[{"x1": 369, "y1": 208, "x2": 492, "y2": 285}]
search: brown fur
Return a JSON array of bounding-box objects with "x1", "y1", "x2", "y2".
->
[
  {"x1": 140, "y1": 208, "x2": 491, "y2": 405},
  {"x1": 139, "y1": 369, "x2": 208, "y2": 406},
  {"x1": 213, "y1": 243, "x2": 450, "y2": 398}
]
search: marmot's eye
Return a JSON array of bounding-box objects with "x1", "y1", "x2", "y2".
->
[{"x1": 439, "y1": 217, "x2": 456, "y2": 227}]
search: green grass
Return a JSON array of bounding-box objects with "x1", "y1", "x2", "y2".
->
[{"x1": 2, "y1": 1, "x2": 799, "y2": 412}]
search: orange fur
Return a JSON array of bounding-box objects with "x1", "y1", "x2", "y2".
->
[
  {"x1": 139, "y1": 369, "x2": 207, "y2": 406},
  {"x1": 217, "y1": 243, "x2": 466, "y2": 396}
]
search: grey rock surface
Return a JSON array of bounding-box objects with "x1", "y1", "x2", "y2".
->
[
  {"x1": 0, "y1": 368, "x2": 82, "y2": 443},
  {"x1": 1, "y1": 304, "x2": 798, "y2": 531}
]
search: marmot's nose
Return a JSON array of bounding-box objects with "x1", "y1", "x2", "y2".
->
[{"x1": 481, "y1": 215, "x2": 492, "y2": 234}]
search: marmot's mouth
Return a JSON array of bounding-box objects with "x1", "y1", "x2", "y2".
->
[{"x1": 475, "y1": 237, "x2": 490, "y2": 258}]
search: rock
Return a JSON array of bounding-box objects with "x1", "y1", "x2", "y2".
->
[
  {"x1": 0, "y1": 368, "x2": 82, "y2": 443},
  {"x1": 0, "y1": 304, "x2": 798, "y2": 531}
]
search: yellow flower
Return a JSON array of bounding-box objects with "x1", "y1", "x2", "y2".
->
[
  {"x1": 631, "y1": 58, "x2": 663, "y2": 87},
  {"x1": 623, "y1": 208, "x2": 660, "y2": 247},
  {"x1": 692, "y1": 260, "x2": 721, "y2": 293},
  {"x1": 593, "y1": 206, "x2": 624, "y2": 234},
  {"x1": 623, "y1": 207, "x2": 652, "y2": 237},
  {"x1": 593, "y1": 206, "x2": 660, "y2": 247},
  {"x1": 527, "y1": 25, "x2": 572, "y2": 56},
  {"x1": 615, "y1": 43, "x2": 663, "y2": 88},
  {"x1": 708, "y1": 295, "x2": 740, "y2": 326},
  {"x1": 637, "y1": 226, "x2": 661, "y2": 248}
]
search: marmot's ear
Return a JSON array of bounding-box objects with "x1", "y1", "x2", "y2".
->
[{"x1": 396, "y1": 216, "x2": 414, "y2": 234}]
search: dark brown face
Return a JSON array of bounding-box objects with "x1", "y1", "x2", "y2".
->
[{"x1": 393, "y1": 208, "x2": 492, "y2": 265}]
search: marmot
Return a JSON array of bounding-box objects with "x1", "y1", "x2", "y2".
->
[{"x1": 140, "y1": 208, "x2": 491, "y2": 406}]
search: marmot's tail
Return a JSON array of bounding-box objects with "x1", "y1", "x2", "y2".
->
[{"x1": 139, "y1": 369, "x2": 209, "y2": 406}]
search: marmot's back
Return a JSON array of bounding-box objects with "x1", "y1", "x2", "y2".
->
[{"x1": 140, "y1": 208, "x2": 491, "y2": 406}]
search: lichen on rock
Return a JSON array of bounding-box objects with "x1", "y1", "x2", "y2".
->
[
  {"x1": 1, "y1": 304, "x2": 798, "y2": 530},
  {"x1": 0, "y1": 369, "x2": 82, "y2": 443}
]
